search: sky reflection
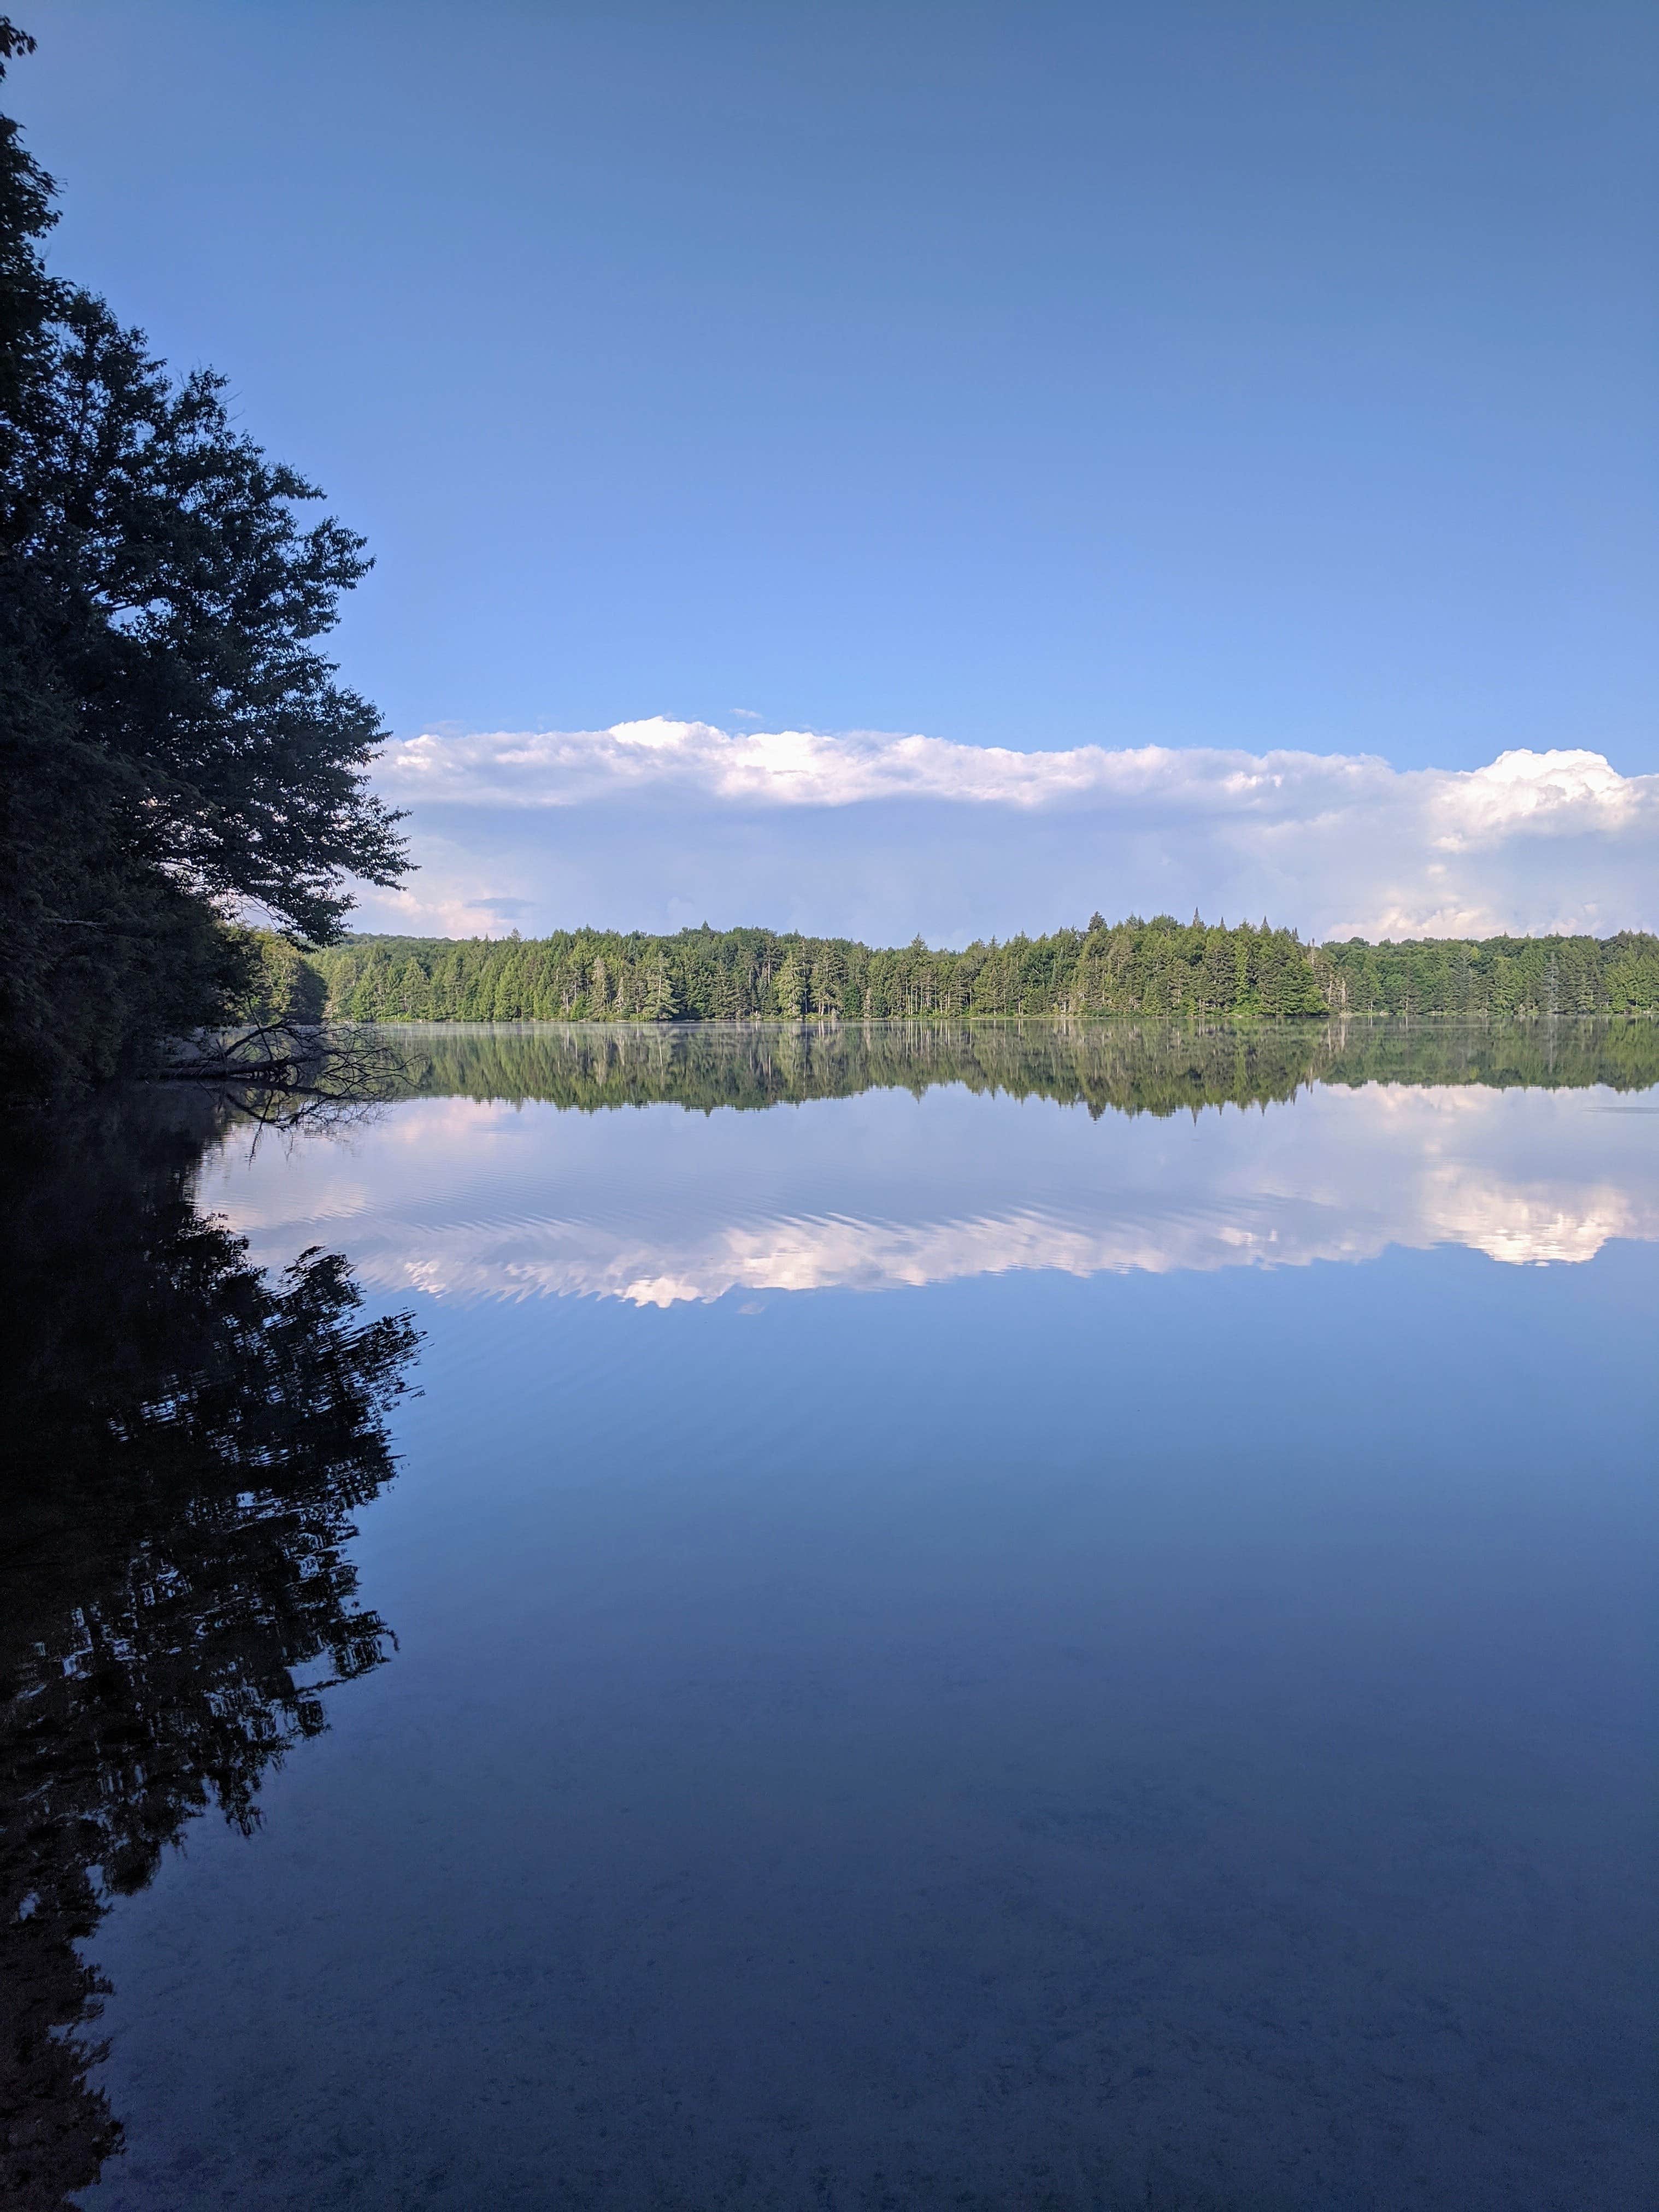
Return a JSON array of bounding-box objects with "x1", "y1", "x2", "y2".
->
[{"x1": 199, "y1": 1049, "x2": 1659, "y2": 1307}]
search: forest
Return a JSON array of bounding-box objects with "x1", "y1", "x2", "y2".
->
[
  {"x1": 304, "y1": 920, "x2": 1659, "y2": 1027},
  {"x1": 1315, "y1": 931, "x2": 1659, "y2": 1017}
]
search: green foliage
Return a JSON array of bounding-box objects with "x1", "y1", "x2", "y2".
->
[
  {"x1": 1313, "y1": 933, "x2": 1659, "y2": 1017},
  {"x1": 0, "y1": 30, "x2": 406, "y2": 1103},
  {"x1": 307, "y1": 915, "x2": 1334, "y2": 1025},
  {"x1": 304, "y1": 920, "x2": 1659, "y2": 1029},
  {"x1": 234, "y1": 928, "x2": 327, "y2": 1026}
]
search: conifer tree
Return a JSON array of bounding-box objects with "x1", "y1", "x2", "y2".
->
[{"x1": 0, "y1": 21, "x2": 409, "y2": 1098}]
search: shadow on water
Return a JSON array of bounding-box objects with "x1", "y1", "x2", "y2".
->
[{"x1": 0, "y1": 1092, "x2": 419, "y2": 2211}]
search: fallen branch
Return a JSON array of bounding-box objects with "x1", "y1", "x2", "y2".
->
[{"x1": 157, "y1": 1021, "x2": 416, "y2": 1128}]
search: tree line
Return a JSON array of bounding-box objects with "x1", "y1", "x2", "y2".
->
[
  {"x1": 303, "y1": 919, "x2": 1659, "y2": 1028},
  {"x1": 1315, "y1": 932, "x2": 1658, "y2": 1018},
  {"x1": 310, "y1": 916, "x2": 1331, "y2": 1023}
]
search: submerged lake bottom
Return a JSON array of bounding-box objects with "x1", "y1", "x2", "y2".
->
[{"x1": 4, "y1": 1021, "x2": 1655, "y2": 2210}]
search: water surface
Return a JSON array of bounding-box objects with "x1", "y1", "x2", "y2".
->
[{"x1": 5, "y1": 1022, "x2": 1655, "y2": 2210}]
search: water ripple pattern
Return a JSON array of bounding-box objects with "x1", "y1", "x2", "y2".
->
[{"x1": 198, "y1": 1055, "x2": 1659, "y2": 1308}]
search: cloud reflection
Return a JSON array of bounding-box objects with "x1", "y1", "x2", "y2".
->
[{"x1": 201, "y1": 1075, "x2": 1659, "y2": 1307}]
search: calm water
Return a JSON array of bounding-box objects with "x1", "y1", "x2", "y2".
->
[{"x1": 4, "y1": 1022, "x2": 1656, "y2": 2211}]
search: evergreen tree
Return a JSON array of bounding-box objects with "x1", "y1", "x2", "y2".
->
[
  {"x1": 304, "y1": 920, "x2": 1658, "y2": 1029},
  {"x1": 0, "y1": 22, "x2": 409, "y2": 1101}
]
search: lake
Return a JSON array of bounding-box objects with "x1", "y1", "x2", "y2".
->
[{"x1": 4, "y1": 1021, "x2": 1656, "y2": 2211}]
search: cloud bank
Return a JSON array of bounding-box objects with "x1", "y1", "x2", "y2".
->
[{"x1": 356, "y1": 719, "x2": 1659, "y2": 943}]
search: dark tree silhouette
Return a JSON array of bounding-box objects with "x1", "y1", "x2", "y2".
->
[
  {"x1": 0, "y1": 1093, "x2": 419, "y2": 2209},
  {"x1": 0, "y1": 19, "x2": 409, "y2": 1100}
]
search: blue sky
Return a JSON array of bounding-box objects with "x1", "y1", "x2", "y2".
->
[{"x1": 12, "y1": 2, "x2": 1657, "y2": 936}]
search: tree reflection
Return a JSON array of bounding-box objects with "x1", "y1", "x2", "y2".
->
[
  {"x1": 399, "y1": 1013, "x2": 1659, "y2": 1119},
  {"x1": 0, "y1": 1095, "x2": 419, "y2": 2209}
]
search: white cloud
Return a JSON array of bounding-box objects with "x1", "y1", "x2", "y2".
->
[
  {"x1": 204, "y1": 1082, "x2": 1659, "y2": 1308},
  {"x1": 356, "y1": 720, "x2": 1659, "y2": 943}
]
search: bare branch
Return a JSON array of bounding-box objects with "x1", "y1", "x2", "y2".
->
[{"x1": 156, "y1": 1021, "x2": 419, "y2": 1129}]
